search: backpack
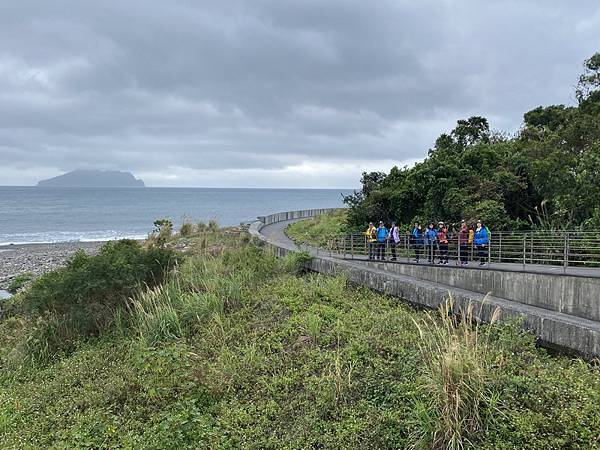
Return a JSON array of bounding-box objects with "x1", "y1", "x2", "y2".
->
[{"x1": 485, "y1": 226, "x2": 491, "y2": 240}]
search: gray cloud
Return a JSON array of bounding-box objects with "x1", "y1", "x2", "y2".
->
[{"x1": 1, "y1": 0, "x2": 599, "y2": 187}]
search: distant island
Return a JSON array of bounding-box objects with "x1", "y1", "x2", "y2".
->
[{"x1": 37, "y1": 170, "x2": 145, "y2": 188}]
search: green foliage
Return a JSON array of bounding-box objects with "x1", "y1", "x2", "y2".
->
[
  {"x1": 151, "y1": 218, "x2": 173, "y2": 246},
  {"x1": 7, "y1": 272, "x2": 34, "y2": 294},
  {"x1": 346, "y1": 53, "x2": 600, "y2": 231},
  {"x1": 3, "y1": 240, "x2": 178, "y2": 364},
  {"x1": 179, "y1": 220, "x2": 194, "y2": 238},
  {"x1": 1, "y1": 234, "x2": 599, "y2": 448},
  {"x1": 281, "y1": 251, "x2": 313, "y2": 275}
]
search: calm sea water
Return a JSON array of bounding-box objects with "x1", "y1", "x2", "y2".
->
[{"x1": 0, "y1": 187, "x2": 352, "y2": 245}]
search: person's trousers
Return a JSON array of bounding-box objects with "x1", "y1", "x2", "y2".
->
[
  {"x1": 439, "y1": 243, "x2": 448, "y2": 262},
  {"x1": 368, "y1": 242, "x2": 376, "y2": 260},
  {"x1": 476, "y1": 244, "x2": 487, "y2": 262},
  {"x1": 426, "y1": 243, "x2": 435, "y2": 263},
  {"x1": 459, "y1": 244, "x2": 469, "y2": 263},
  {"x1": 377, "y1": 242, "x2": 386, "y2": 260},
  {"x1": 413, "y1": 244, "x2": 421, "y2": 261},
  {"x1": 389, "y1": 241, "x2": 397, "y2": 260}
]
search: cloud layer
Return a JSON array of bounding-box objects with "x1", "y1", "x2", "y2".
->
[{"x1": 1, "y1": 0, "x2": 599, "y2": 187}]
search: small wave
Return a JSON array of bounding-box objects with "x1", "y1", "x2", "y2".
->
[{"x1": 0, "y1": 231, "x2": 148, "y2": 246}]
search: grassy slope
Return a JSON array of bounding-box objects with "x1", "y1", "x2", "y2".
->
[
  {"x1": 286, "y1": 209, "x2": 348, "y2": 247},
  {"x1": 0, "y1": 230, "x2": 599, "y2": 449}
]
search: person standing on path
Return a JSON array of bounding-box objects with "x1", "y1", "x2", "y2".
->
[
  {"x1": 365, "y1": 222, "x2": 377, "y2": 260},
  {"x1": 474, "y1": 220, "x2": 490, "y2": 266},
  {"x1": 389, "y1": 221, "x2": 400, "y2": 261},
  {"x1": 376, "y1": 221, "x2": 389, "y2": 260},
  {"x1": 437, "y1": 222, "x2": 449, "y2": 264},
  {"x1": 424, "y1": 222, "x2": 438, "y2": 264},
  {"x1": 458, "y1": 220, "x2": 470, "y2": 266},
  {"x1": 411, "y1": 222, "x2": 424, "y2": 263}
]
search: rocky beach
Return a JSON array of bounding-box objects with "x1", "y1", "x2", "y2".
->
[{"x1": 0, "y1": 242, "x2": 104, "y2": 290}]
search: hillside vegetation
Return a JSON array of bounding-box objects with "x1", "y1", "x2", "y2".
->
[
  {"x1": 286, "y1": 209, "x2": 348, "y2": 247},
  {"x1": 344, "y1": 53, "x2": 600, "y2": 231},
  {"x1": 1, "y1": 227, "x2": 599, "y2": 448}
]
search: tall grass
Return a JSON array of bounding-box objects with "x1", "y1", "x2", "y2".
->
[{"x1": 410, "y1": 296, "x2": 502, "y2": 450}]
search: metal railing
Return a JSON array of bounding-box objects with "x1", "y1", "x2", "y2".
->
[{"x1": 307, "y1": 231, "x2": 600, "y2": 272}]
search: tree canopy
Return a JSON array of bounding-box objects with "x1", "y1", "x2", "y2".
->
[{"x1": 345, "y1": 53, "x2": 600, "y2": 231}]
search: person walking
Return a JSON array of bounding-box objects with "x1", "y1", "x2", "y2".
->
[
  {"x1": 424, "y1": 222, "x2": 438, "y2": 264},
  {"x1": 365, "y1": 222, "x2": 377, "y2": 260},
  {"x1": 411, "y1": 222, "x2": 424, "y2": 263},
  {"x1": 458, "y1": 220, "x2": 470, "y2": 266},
  {"x1": 437, "y1": 221, "x2": 449, "y2": 264},
  {"x1": 376, "y1": 221, "x2": 388, "y2": 260},
  {"x1": 389, "y1": 221, "x2": 400, "y2": 261},
  {"x1": 474, "y1": 220, "x2": 490, "y2": 266}
]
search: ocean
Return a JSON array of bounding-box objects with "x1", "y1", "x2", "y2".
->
[{"x1": 0, "y1": 187, "x2": 352, "y2": 245}]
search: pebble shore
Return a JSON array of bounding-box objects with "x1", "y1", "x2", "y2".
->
[{"x1": 0, "y1": 242, "x2": 104, "y2": 289}]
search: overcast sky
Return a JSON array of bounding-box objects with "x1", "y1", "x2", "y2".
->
[{"x1": 1, "y1": 1, "x2": 599, "y2": 187}]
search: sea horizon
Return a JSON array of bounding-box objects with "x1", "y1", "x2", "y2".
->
[{"x1": 0, "y1": 186, "x2": 352, "y2": 246}]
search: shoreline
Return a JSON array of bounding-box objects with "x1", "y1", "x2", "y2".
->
[{"x1": 0, "y1": 241, "x2": 108, "y2": 290}]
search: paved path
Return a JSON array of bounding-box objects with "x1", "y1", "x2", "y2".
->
[{"x1": 261, "y1": 219, "x2": 600, "y2": 279}]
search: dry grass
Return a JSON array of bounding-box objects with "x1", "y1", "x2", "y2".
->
[{"x1": 410, "y1": 295, "x2": 502, "y2": 450}]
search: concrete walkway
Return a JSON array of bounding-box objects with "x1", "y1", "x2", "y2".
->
[{"x1": 261, "y1": 219, "x2": 600, "y2": 279}]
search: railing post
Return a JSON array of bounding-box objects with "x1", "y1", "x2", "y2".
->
[
  {"x1": 488, "y1": 235, "x2": 491, "y2": 264},
  {"x1": 563, "y1": 232, "x2": 569, "y2": 273},
  {"x1": 498, "y1": 233, "x2": 502, "y2": 263},
  {"x1": 522, "y1": 234, "x2": 527, "y2": 269},
  {"x1": 350, "y1": 233, "x2": 354, "y2": 260},
  {"x1": 530, "y1": 233, "x2": 534, "y2": 264}
]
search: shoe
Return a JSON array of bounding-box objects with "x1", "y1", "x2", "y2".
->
[
  {"x1": 479, "y1": 262, "x2": 485, "y2": 267},
  {"x1": 413, "y1": 259, "x2": 418, "y2": 263},
  {"x1": 391, "y1": 258, "x2": 396, "y2": 261}
]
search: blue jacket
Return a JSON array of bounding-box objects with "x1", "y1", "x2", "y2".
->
[
  {"x1": 376, "y1": 226, "x2": 388, "y2": 243},
  {"x1": 474, "y1": 227, "x2": 489, "y2": 245},
  {"x1": 424, "y1": 228, "x2": 438, "y2": 245},
  {"x1": 411, "y1": 227, "x2": 423, "y2": 245}
]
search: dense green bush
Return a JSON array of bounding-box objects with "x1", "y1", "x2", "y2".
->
[{"x1": 8, "y1": 240, "x2": 178, "y2": 363}]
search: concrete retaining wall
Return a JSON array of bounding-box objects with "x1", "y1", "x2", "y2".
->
[
  {"x1": 258, "y1": 207, "x2": 345, "y2": 226},
  {"x1": 363, "y1": 260, "x2": 600, "y2": 322},
  {"x1": 249, "y1": 208, "x2": 600, "y2": 356}
]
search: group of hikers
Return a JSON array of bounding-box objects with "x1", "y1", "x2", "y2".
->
[{"x1": 364, "y1": 219, "x2": 491, "y2": 266}]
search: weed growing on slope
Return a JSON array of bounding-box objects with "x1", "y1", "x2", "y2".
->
[{"x1": 410, "y1": 297, "x2": 502, "y2": 449}]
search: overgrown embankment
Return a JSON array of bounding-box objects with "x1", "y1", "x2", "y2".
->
[
  {"x1": 286, "y1": 209, "x2": 348, "y2": 247},
  {"x1": 0, "y1": 224, "x2": 599, "y2": 449}
]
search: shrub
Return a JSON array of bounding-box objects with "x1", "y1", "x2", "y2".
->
[
  {"x1": 179, "y1": 221, "x2": 194, "y2": 238},
  {"x1": 14, "y1": 240, "x2": 179, "y2": 362},
  {"x1": 7, "y1": 272, "x2": 34, "y2": 294},
  {"x1": 151, "y1": 219, "x2": 173, "y2": 246},
  {"x1": 282, "y1": 251, "x2": 313, "y2": 275}
]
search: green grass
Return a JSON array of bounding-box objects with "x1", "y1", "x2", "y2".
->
[
  {"x1": 286, "y1": 210, "x2": 348, "y2": 247},
  {"x1": 0, "y1": 228, "x2": 599, "y2": 448}
]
